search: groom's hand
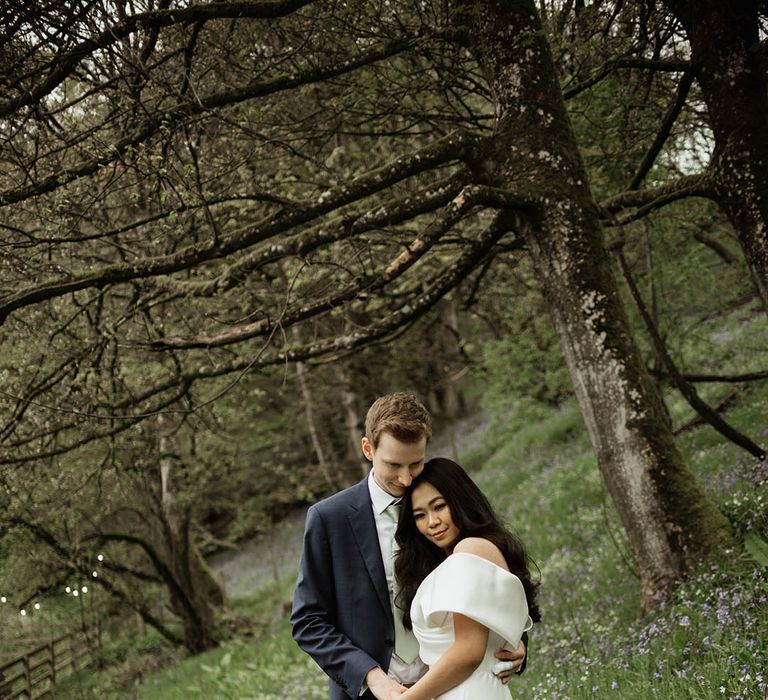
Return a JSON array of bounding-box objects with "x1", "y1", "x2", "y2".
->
[
  {"x1": 365, "y1": 667, "x2": 406, "y2": 699},
  {"x1": 493, "y1": 639, "x2": 526, "y2": 684}
]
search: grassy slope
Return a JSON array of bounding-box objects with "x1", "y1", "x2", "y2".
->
[{"x1": 58, "y1": 304, "x2": 768, "y2": 699}]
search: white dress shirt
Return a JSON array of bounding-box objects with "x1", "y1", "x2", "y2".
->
[{"x1": 368, "y1": 471, "x2": 428, "y2": 685}]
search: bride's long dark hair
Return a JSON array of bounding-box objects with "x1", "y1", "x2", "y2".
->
[{"x1": 394, "y1": 457, "x2": 541, "y2": 628}]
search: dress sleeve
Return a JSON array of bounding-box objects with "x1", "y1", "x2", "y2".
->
[{"x1": 415, "y1": 552, "x2": 533, "y2": 648}]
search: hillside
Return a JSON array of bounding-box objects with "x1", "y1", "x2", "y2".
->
[{"x1": 51, "y1": 302, "x2": 768, "y2": 700}]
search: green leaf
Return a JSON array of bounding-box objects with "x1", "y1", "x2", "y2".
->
[{"x1": 744, "y1": 533, "x2": 768, "y2": 568}]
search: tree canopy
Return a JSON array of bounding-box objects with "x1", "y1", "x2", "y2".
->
[{"x1": 1, "y1": 0, "x2": 766, "y2": 651}]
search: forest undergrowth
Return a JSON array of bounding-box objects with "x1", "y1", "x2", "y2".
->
[{"x1": 54, "y1": 303, "x2": 768, "y2": 700}]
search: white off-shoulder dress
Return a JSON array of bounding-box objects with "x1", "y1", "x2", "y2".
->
[{"x1": 409, "y1": 552, "x2": 533, "y2": 700}]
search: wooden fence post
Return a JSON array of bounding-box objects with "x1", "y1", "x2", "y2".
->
[
  {"x1": 49, "y1": 640, "x2": 56, "y2": 686},
  {"x1": 0, "y1": 668, "x2": 9, "y2": 699},
  {"x1": 70, "y1": 633, "x2": 77, "y2": 675},
  {"x1": 22, "y1": 655, "x2": 30, "y2": 699},
  {"x1": 0, "y1": 623, "x2": 101, "y2": 699}
]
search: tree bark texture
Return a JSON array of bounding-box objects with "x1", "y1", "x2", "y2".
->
[
  {"x1": 459, "y1": 0, "x2": 735, "y2": 606},
  {"x1": 664, "y1": 0, "x2": 768, "y2": 313}
]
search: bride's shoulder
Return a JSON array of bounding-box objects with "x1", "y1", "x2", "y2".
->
[{"x1": 453, "y1": 537, "x2": 508, "y2": 571}]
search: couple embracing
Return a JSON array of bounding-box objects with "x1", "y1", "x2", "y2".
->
[{"x1": 292, "y1": 393, "x2": 541, "y2": 700}]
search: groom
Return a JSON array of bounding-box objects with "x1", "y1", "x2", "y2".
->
[{"x1": 291, "y1": 393, "x2": 527, "y2": 699}]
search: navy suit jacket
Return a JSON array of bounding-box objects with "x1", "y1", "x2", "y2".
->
[{"x1": 291, "y1": 478, "x2": 392, "y2": 699}]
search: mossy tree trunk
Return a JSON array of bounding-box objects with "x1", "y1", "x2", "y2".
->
[
  {"x1": 664, "y1": 0, "x2": 768, "y2": 313},
  {"x1": 458, "y1": 0, "x2": 735, "y2": 607}
]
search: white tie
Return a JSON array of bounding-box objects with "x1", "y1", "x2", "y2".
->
[{"x1": 385, "y1": 501, "x2": 419, "y2": 663}]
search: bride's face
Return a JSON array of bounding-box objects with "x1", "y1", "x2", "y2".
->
[{"x1": 410, "y1": 481, "x2": 460, "y2": 551}]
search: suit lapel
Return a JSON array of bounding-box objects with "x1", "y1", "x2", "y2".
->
[{"x1": 348, "y1": 480, "x2": 391, "y2": 619}]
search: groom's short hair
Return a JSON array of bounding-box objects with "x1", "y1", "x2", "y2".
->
[{"x1": 365, "y1": 392, "x2": 432, "y2": 449}]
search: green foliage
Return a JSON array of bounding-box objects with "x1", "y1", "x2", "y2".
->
[
  {"x1": 136, "y1": 624, "x2": 327, "y2": 700},
  {"x1": 473, "y1": 258, "x2": 573, "y2": 415},
  {"x1": 660, "y1": 301, "x2": 768, "y2": 486},
  {"x1": 223, "y1": 497, "x2": 274, "y2": 544},
  {"x1": 492, "y1": 312, "x2": 767, "y2": 700},
  {"x1": 100, "y1": 301, "x2": 765, "y2": 698},
  {"x1": 2, "y1": 2, "x2": 767, "y2": 694},
  {"x1": 135, "y1": 578, "x2": 328, "y2": 700},
  {"x1": 744, "y1": 533, "x2": 768, "y2": 570},
  {"x1": 52, "y1": 626, "x2": 178, "y2": 700},
  {"x1": 482, "y1": 328, "x2": 571, "y2": 407},
  {"x1": 615, "y1": 213, "x2": 758, "y2": 381},
  {"x1": 722, "y1": 482, "x2": 768, "y2": 542},
  {"x1": 99, "y1": 629, "x2": 171, "y2": 666}
]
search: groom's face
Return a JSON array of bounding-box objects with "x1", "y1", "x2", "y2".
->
[{"x1": 362, "y1": 431, "x2": 427, "y2": 497}]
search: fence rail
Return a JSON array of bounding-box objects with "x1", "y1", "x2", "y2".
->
[{"x1": 0, "y1": 625, "x2": 100, "y2": 700}]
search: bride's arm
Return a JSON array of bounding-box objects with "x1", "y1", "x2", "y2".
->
[{"x1": 399, "y1": 612, "x2": 489, "y2": 700}]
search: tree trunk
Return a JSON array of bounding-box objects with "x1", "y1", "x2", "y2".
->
[
  {"x1": 439, "y1": 297, "x2": 466, "y2": 422},
  {"x1": 295, "y1": 358, "x2": 337, "y2": 489},
  {"x1": 664, "y1": 0, "x2": 768, "y2": 314},
  {"x1": 157, "y1": 414, "x2": 222, "y2": 653},
  {"x1": 335, "y1": 361, "x2": 369, "y2": 483},
  {"x1": 459, "y1": 0, "x2": 734, "y2": 607},
  {"x1": 168, "y1": 514, "x2": 219, "y2": 654}
]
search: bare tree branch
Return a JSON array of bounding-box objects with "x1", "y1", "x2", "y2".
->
[
  {"x1": 628, "y1": 71, "x2": 695, "y2": 190},
  {"x1": 0, "y1": 35, "x2": 422, "y2": 208},
  {"x1": 0, "y1": 0, "x2": 317, "y2": 116},
  {"x1": 0, "y1": 132, "x2": 482, "y2": 324},
  {"x1": 5, "y1": 514, "x2": 182, "y2": 645},
  {"x1": 657, "y1": 369, "x2": 768, "y2": 383},
  {"x1": 151, "y1": 184, "x2": 491, "y2": 349},
  {"x1": 158, "y1": 175, "x2": 466, "y2": 296},
  {"x1": 563, "y1": 56, "x2": 692, "y2": 100},
  {"x1": 600, "y1": 173, "x2": 715, "y2": 226},
  {"x1": 617, "y1": 248, "x2": 765, "y2": 460},
  {"x1": 1, "y1": 209, "x2": 518, "y2": 465}
]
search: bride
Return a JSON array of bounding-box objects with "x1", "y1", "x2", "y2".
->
[{"x1": 389, "y1": 457, "x2": 540, "y2": 700}]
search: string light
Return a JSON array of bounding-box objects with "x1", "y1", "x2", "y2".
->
[{"x1": 3, "y1": 549, "x2": 104, "y2": 623}]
